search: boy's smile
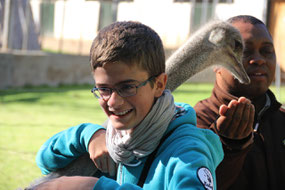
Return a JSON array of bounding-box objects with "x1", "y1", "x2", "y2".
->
[{"x1": 93, "y1": 62, "x2": 163, "y2": 133}]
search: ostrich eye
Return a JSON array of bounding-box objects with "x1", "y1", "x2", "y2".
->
[{"x1": 234, "y1": 40, "x2": 243, "y2": 52}]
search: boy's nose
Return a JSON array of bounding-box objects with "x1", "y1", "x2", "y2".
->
[{"x1": 107, "y1": 91, "x2": 124, "y2": 108}]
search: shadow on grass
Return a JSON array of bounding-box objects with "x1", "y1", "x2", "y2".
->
[
  {"x1": 0, "y1": 84, "x2": 94, "y2": 104},
  {"x1": 4, "y1": 97, "x2": 41, "y2": 103},
  {"x1": 0, "y1": 84, "x2": 93, "y2": 94}
]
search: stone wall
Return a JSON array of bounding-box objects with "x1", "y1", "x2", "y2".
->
[
  {"x1": 0, "y1": 51, "x2": 93, "y2": 89},
  {"x1": 0, "y1": 50, "x2": 216, "y2": 89}
]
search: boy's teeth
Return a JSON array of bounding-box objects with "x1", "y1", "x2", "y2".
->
[{"x1": 115, "y1": 110, "x2": 130, "y2": 116}]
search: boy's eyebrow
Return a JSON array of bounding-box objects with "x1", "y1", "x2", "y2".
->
[
  {"x1": 116, "y1": 79, "x2": 138, "y2": 85},
  {"x1": 96, "y1": 79, "x2": 138, "y2": 86}
]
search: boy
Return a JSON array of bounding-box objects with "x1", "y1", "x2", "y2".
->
[{"x1": 35, "y1": 21, "x2": 223, "y2": 189}]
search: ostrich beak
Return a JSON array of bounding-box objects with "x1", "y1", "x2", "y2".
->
[{"x1": 227, "y1": 53, "x2": 250, "y2": 84}]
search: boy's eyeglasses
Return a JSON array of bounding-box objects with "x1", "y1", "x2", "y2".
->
[{"x1": 91, "y1": 75, "x2": 157, "y2": 101}]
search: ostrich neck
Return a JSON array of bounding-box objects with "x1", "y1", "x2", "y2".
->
[{"x1": 166, "y1": 37, "x2": 212, "y2": 79}]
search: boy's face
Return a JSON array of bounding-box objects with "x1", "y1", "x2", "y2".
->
[
  {"x1": 216, "y1": 21, "x2": 276, "y2": 99},
  {"x1": 93, "y1": 62, "x2": 166, "y2": 133}
]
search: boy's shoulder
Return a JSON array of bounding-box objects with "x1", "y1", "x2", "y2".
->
[
  {"x1": 171, "y1": 102, "x2": 219, "y2": 144},
  {"x1": 163, "y1": 103, "x2": 223, "y2": 165},
  {"x1": 172, "y1": 102, "x2": 196, "y2": 124}
]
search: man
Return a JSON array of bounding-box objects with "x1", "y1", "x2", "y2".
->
[{"x1": 194, "y1": 15, "x2": 285, "y2": 190}]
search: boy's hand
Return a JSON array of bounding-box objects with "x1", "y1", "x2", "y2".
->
[
  {"x1": 88, "y1": 129, "x2": 116, "y2": 176},
  {"x1": 34, "y1": 176, "x2": 98, "y2": 190},
  {"x1": 216, "y1": 97, "x2": 255, "y2": 139}
]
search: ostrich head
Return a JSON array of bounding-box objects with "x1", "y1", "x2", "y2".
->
[{"x1": 165, "y1": 20, "x2": 250, "y2": 91}]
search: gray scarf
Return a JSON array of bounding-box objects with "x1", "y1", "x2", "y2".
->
[{"x1": 106, "y1": 90, "x2": 175, "y2": 165}]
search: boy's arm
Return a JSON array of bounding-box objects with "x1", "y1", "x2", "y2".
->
[
  {"x1": 32, "y1": 176, "x2": 99, "y2": 190},
  {"x1": 33, "y1": 176, "x2": 143, "y2": 190},
  {"x1": 88, "y1": 129, "x2": 117, "y2": 176},
  {"x1": 36, "y1": 123, "x2": 105, "y2": 174}
]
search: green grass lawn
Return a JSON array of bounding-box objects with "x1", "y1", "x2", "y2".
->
[{"x1": 0, "y1": 83, "x2": 284, "y2": 190}]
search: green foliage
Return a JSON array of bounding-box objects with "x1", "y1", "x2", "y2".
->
[
  {"x1": 172, "y1": 83, "x2": 214, "y2": 106},
  {"x1": 0, "y1": 83, "x2": 284, "y2": 189}
]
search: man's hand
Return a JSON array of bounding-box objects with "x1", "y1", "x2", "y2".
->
[
  {"x1": 216, "y1": 97, "x2": 255, "y2": 139},
  {"x1": 88, "y1": 129, "x2": 116, "y2": 176},
  {"x1": 34, "y1": 176, "x2": 98, "y2": 190}
]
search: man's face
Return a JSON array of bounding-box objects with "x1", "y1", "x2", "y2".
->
[
  {"x1": 216, "y1": 21, "x2": 276, "y2": 99},
  {"x1": 93, "y1": 62, "x2": 164, "y2": 133}
]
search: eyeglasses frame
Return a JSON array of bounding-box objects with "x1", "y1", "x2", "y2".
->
[{"x1": 91, "y1": 75, "x2": 157, "y2": 101}]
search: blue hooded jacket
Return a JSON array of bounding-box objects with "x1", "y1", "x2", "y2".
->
[{"x1": 36, "y1": 103, "x2": 223, "y2": 190}]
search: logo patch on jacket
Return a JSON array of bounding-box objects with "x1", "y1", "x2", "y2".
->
[
  {"x1": 172, "y1": 105, "x2": 186, "y2": 120},
  {"x1": 197, "y1": 167, "x2": 214, "y2": 190}
]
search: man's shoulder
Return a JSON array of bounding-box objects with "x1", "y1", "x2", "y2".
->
[
  {"x1": 194, "y1": 97, "x2": 218, "y2": 116},
  {"x1": 194, "y1": 98, "x2": 209, "y2": 109}
]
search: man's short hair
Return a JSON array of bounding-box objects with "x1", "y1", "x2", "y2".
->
[{"x1": 227, "y1": 15, "x2": 265, "y2": 26}]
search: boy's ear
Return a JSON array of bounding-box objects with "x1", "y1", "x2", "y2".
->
[{"x1": 154, "y1": 73, "x2": 167, "y2": 97}]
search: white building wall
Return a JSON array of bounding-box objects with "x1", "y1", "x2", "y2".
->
[
  {"x1": 30, "y1": 0, "x2": 268, "y2": 49},
  {"x1": 53, "y1": 0, "x2": 100, "y2": 40},
  {"x1": 215, "y1": 0, "x2": 267, "y2": 22},
  {"x1": 117, "y1": 0, "x2": 191, "y2": 48},
  {"x1": 117, "y1": 0, "x2": 267, "y2": 48}
]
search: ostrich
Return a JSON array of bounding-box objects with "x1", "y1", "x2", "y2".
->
[
  {"x1": 166, "y1": 20, "x2": 250, "y2": 91},
  {"x1": 24, "y1": 20, "x2": 249, "y2": 189}
]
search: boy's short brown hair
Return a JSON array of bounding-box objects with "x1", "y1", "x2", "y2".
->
[{"x1": 90, "y1": 21, "x2": 165, "y2": 78}]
